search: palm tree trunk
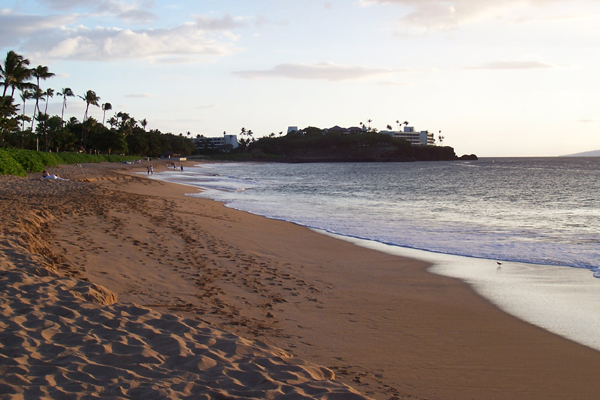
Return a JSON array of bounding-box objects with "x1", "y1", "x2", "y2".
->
[{"x1": 61, "y1": 100, "x2": 65, "y2": 127}]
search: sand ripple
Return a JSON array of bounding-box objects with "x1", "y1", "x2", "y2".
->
[{"x1": 0, "y1": 262, "x2": 369, "y2": 399}]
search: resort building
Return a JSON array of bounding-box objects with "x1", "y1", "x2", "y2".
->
[
  {"x1": 194, "y1": 133, "x2": 239, "y2": 151},
  {"x1": 380, "y1": 127, "x2": 435, "y2": 146},
  {"x1": 324, "y1": 126, "x2": 367, "y2": 134}
]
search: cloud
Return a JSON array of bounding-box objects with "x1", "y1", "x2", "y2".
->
[
  {"x1": 513, "y1": 14, "x2": 591, "y2": 24},
  {"x1": 378, "y1": 80, "x2": 414, "y2": 86},
  {"x1": 37, "y1": 0, "x2": 157, "y2": 23},
  {"x1": 193, "y1": 14, "x2": 246, "y2": 30},
  {"x1": 234, "y1": 62, "x2": 404, "y2": 81},
  {"x1": 0, "y1": 10, "x2": 76, "y2": 48},
  {"x1": 125, "y1": 92, "x2": 155, "y2": 98},
  {"x1": 465, "y1": 60, "x2": 562, "y2": 70},
  {"x1": 359, "y1": 0, "x2": 587, "y2": 32},
  {"x1": 12, "y1": 15, "x2": 241, "y2": 62},
  {"x1": 196, "y1": 104, "x2": 221, "y2": 110}
]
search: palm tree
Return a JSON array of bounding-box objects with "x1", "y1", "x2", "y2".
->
[
  {"x1": 19, "y1": 89, "x2": 33, "y2": 131},
  {"x1": 1, "y1": 51, "x2": 33, "y2": 101},
  {"x1": 107, "y1": 116, "x2": 117, "y2": 130},
  {"x1": 30, "y1": 65, "x2": 55, "y2": 128},
  {"x1": 30, "y1": 87, "x2": 45, "y2": 131},
  {"x1": 386, "y1": 124, "x2": 392, "y2": 130},
  {"x1": 403, "y1": 121, "x2": 409, "y2": 127},
  {"x1": 438, "y1": 131, "x2": 444, "y2": 146},
  {"x1": 79, "y1": 90, "x2": 100, "y2": 150},
  {"x1": 140, "y1": 118, "x2": 148, "y2": 131},
  {"x1": 116, "y1": 111, "x2": 130, "y2": 128},
  {"x1": 19, "y1": 89, "x2": 33, "y2": 147},
  {"x1": 396, "y1": 120, "x2": 400, "y2": 130},
  {"x1": 101, "y1": 102, "x2": 112, "y2": 125},
  {"x1": 43, "y1": 88, "x2": 54, "y2": 115},
  {"x1": 79, "y1": 90, "x2": 100, "y2": 121},
  {"x1": 38, "y1": 89, "x2": 54, "y2": 152},
  {"x1": 59, "y1": 87, "x2": 74, "y2": 127},
  {"x1": 367, "y1": 119, "x2": 373, "y2": 130}
]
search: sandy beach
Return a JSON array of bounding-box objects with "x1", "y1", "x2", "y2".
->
[{"x1": 2, "y1": 160, "x2": 600, "y2": 399}]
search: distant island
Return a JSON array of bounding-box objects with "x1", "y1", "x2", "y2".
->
[{"x1": 560, "y1": 150, "x2": 600, "y2": 157}]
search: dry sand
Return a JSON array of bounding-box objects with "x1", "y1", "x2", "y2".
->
[{"x1": 2, "y1": 159, "x2": 600, "y2": 399}]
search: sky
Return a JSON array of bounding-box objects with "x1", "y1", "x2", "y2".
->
[{"x1": 1, "y1": 0, "x2": 599, "y2": 157}]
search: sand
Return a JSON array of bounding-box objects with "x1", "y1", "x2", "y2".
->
[{"x1": 2, "y1": 159, "x2": 600, "y2": 400}]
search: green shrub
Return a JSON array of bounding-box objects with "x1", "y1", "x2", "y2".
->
[
  {"x1": 36, "y1": 151, "x2": 63, "y2": 167},
  {"x1": 6, "y1": 149, "x2": 46, "y2": 172},
  {"x1": 0, "y1": 149, "x2": 27, "y2": 176},
  {"x1": 0, "y1": 149, "x2": 141, "y2": 176}
]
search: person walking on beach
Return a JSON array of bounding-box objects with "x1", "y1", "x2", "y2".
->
[
  {"x1": 180, "y1": 165, "x2": 184, "y2": 171},
  {"x1": 150, "y1": 166, "x2": 153, "y2": 175}
]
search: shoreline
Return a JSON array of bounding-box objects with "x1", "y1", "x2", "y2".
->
[
  {"x1": 317, "y1": 231, "x2": 600, "y2": 353},
  {"x1": 149, "y1": 161, "x2": 600, "y2": 353},
  {"x1": 2, "y1": 160, "x2": 600, "y2": 399}
]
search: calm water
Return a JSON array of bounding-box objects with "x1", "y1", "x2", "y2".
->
[{"x1": 156, "y1": 158, "x2": 600, "y2": 277}]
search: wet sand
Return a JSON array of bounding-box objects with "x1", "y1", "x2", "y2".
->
[{"x1": 1, "y1": 159, "x2": 600, "y2": 399}]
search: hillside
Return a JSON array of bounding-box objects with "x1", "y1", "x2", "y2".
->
[{"x1": 561, "y1": 150, "x2": 600, "y2": 157}]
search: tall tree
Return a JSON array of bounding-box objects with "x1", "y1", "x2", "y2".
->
[
  {"x1": 107, "y1": 116, "x2": 117, "y2": 130},
  {"x1": 43, "y1": 88, "x2": 54, "y2": 114},
  {"x1": 30, "y1": 87, "x2": 45, "y2": 131},
  {"x1": 19, "y1": 89, "x2": 33, "y2": 133},
  {"x1": 79, "y1": 90, "x2": 101, "y2": 150},
  {"x1": 59, "y1": 87, "x2": 74, "y2": 127},
  {"x1": 80, "y1": 90, "x2": 100, "y2": 121},
  {"x1": 101, "y1": 102, "x2": 112, "y2": 125},
  {"x1": 30, "y1": 65, "x2": 55, "y2": 129},
  {"x1": 0, "y1": 51, "x2": 33, "y2": 100}
]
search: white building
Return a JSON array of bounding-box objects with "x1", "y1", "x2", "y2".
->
[
  {"x1": 195, "y1": 133, "x2": 239, "y2": 150},
  {"x1": 380, "y1": 126, "x2": 435, "y2": 146}
]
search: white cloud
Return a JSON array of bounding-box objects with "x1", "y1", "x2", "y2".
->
[
  {"x1": 234, "y1": 62, "x2": 405, "y2": 81},
  {"x1": 359, "y1": 0, "x2": 593, "y2": 32},
  {"x1": 465, "y1": 60, "x2": 562, "y2": 70},
  {"x1": 378, "y1": 80, "x2": 414, "y2": 86},
  {"x1": 125, "y1": 92, "x2": 156, "y2": 98},
  {"x1": 0, "y1": 10, "x2": 76, "y2": 47},
  {"x1": 196, "y1": 104, "x2": 221, "y2": 110},
  {"x1": 193, "y1": 14, "x2": 246, "y2": 30},
  {"x1": 15, "y1": 16, "x2": 241, "y2": 62},
  {"x1": 36, "y1": 0, "x2": 157, "y2": 23},
  {"x1": 512, "y1": 13, "x2": 591, "y2": 24}
]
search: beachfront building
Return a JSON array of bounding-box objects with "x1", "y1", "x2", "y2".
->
[
  {"x1": 380, "y1": 127, "x2": 435, "y2": 146},
  {"x1": 323, "y1": 125, "x2": 367, "y2": 134},
  {"x1": 194, "y1": 133, "x2": 239, "y2": 152}
]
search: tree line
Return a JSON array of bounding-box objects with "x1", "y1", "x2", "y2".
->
[{"x1": 0, "y1": 50, "x2": 195, "y2": 157}]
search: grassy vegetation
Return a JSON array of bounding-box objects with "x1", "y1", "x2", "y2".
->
[
  {"x1": 0, "y1": 149, "x2": 140, "y2": 176},
  {"x1": 0, "y1": 149, "x2": 27, "y2": 176}
]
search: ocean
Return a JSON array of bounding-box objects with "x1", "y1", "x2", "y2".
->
[{"x1": 149, "y1": 158, "x2": 600, "y2": 350}]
